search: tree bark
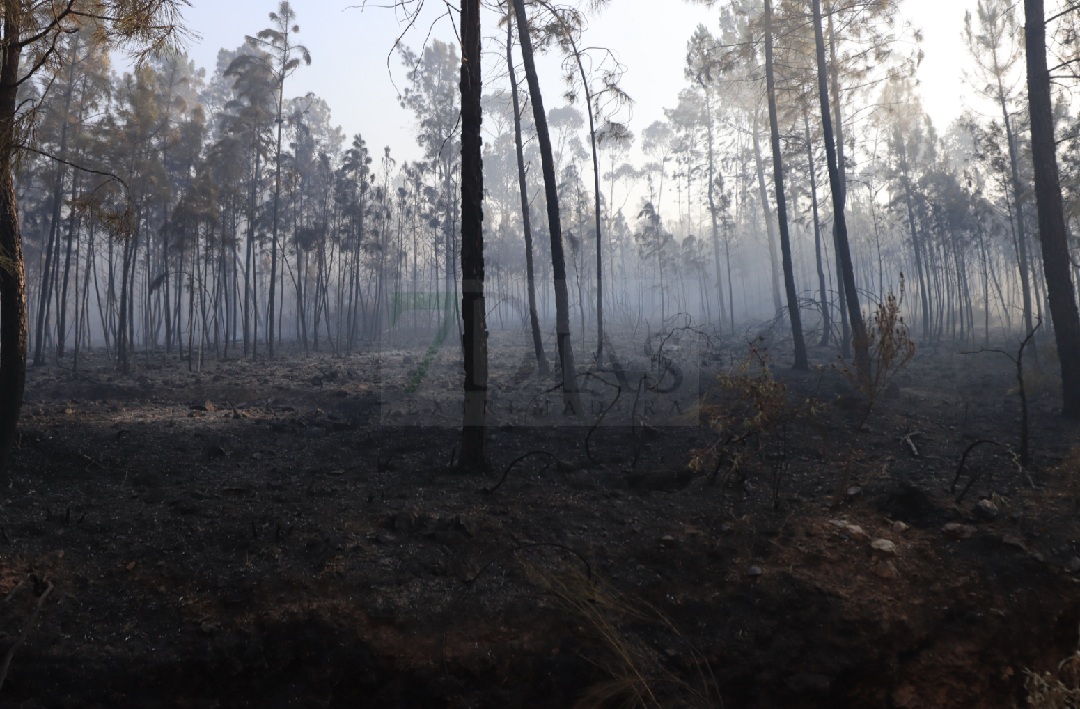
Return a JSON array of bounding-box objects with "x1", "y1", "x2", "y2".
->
[
  {"x1": 459, "y1": 0, "x2": 488, "y2": 467},
  {"x1": 268, "y1": 82, "x2": 284, "y2": 360},
  {"x1": 37, "y1": 34, "x2": 83, "y2": 364},
  {"x1": 764, "y1": 0, "x2": 808, "y2": 370},
  {"x1": 1023, "y1": 0, "x2": 1080, "y2": 417},
  {"x1": 752, "y1": 114, "x2": 783, "y2": 314},
  {"x1": 701, "y1": 80, "x2": 726, "y2": 334},
  {"x1": 1001, "y1": 100, "x2": 1035, "y2": 337},
  {"x1": 804, "y1": 112, "x2": 831, "y2": 347},
  {"x1": 555, "y1": 23, "x2": 606, "y2": 364},
  {"x1": 0, "y1": 4, "x2": 26, "y2": 483},
  {"x1": 812, "y1": 0, "x2": 869, "y2": 382},
  {"x1": 56, "y1": 169, "x2": 81, "y2": 359},
  {"x1": 507, "y1": 9, "x2": 549, "y2": 376},
  {"x1": 827, "y1": 3, "x2": 851, "y2": 355},
  {"x1": 512, "y1": 0, "x2": 582, "y2": 416},
  {"x1": 888, "y1": 120, "x2": 931, "y2": 338}
]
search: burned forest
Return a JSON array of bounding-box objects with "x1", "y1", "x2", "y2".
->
[{"x1": 3, "y1": 0, "x2": 1080, "y2": 706}]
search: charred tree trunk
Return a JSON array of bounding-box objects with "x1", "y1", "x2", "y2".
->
[
  {"x1": 512, "y1": 0, "x2": 582, "y2": 416},
  {"x1": 812, "y1": 0, "x2": 869, "y2": 382},
  {"x1": 804, "y1": 113, "x2": 831, "y2": 347},
  {"x1": 752, "y1": 115, "x2": 783, "y2": 315},
  {"x1": 702, "y1": 81, "x2": 726, "y2": 334},
  {"x1": 507, "y1": 9, "x2": 549, "y2": 376},
  {"x1": 0, "y1": 5, "x2": 25, "y2": 482},
  {"x1": 268, "y1": 82, "x2": 286, "y2": 360},
  {"x1": 827, "y1": 3, "x2": 852, "y2": 356},
  {"x1": 32, "y1": 36, "x2": 81, "y2": 366},
  {"x1": 553, "y1": 19, "x2": 606, "y2": 364},
  {"x1": 245, "y1": 147, "x2": 261, "y2": 359},
  {"x1": 900, "y1": 160, "x2": 931, "y2": 339},
  {"x1": 1023, "y1": 0, "x2": 1080, "y2": 417},
  {"x1": 33, "y1": 151, "x2": 65, "y2": 366},
  {"x1": 459, "y1": 0, "x2": 488, "y2": 468},
  {"x1": 764, "y1": 0, "x2": 808, "y2": 370},
  {"x1": 117, "y1": 229, "x2": 139, "y2": 374},
  {"x1": 56, "y1": 170, "x2": 81, "y2": 359},
  {"x1": 1002, "y1": 102, "x2": 1034, "y2": 338}
]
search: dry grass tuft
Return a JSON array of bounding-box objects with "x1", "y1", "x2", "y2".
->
[
  {"x1": 524, "y1": 563, "x2": 721, "y2": 709},
  {"x1": 1026, "y1": 622, "x2": 1080, "y2": 708}
]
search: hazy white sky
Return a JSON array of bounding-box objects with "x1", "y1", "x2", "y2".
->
[{"x1": 171, "y1": 0, "x2": 978, "y2": 161}]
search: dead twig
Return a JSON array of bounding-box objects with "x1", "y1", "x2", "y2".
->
[
  {"x1": 2, "y1": 578, "x2": 26, "y2": 604},
  {"x1": 80, "y1": 453, "x2": 105, "y2": 472},
  {"x1": 521, "y1": 380, "x2": 566, "y2": 426},
  {"x1": 583, "y1": 371, "x2": 622, "y2": 465},
  {"x1": 951, "y1": 439, "x2": 1026, "y2": 504},
  {"x1": 651, "y1": 313, "x2": 714, "y2": 366},
  {"x1": 900, "y1": 431, "x2": 921, "y2": 458},
  {"x1": 629, "y1": 374, "x2": 655, "y2": 469},
  {"x1": 0, "y1": 578, "x2": 55, "y2": 694},
  {"x1": 483, "y1": 450, "x2": 560, "y2": 494},
  {"x1": 960, "y1": 318, "x2": 1042, "y2": 464}
]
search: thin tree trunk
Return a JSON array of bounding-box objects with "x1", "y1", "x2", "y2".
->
[
  {"x1": 752, "y1": 114, "x2": 783, "y2": 314},
  {"x1": 764, "y1": 0, "x2": 807, "y2": 369},
  {"x1": 118, "y1": 234, "x2": 136, "y2": 374},
  {"x1": 507, "y1": 9, "x2": 549, "y2": 375},
  {"x1": 805, "y1": 113, "x2": 831, "y2": 347},
  {"x1": 513, "y1": 0, "x2": 582, "y2": 415},
  {"x1": 56, "y1": 171, "x2": 81, "y2": 358},
  {"x1": 268, "y1": 82, "x2": 285, "y2": 359},
  {"x1": 33, "y1": 139, "x2": 67, "y2": 366},
  {"x1": 999, "y1": 95, "x2": 1035, "y2": 337},
  {"x1": 826, "y1": 2, "x2": 852, "y2": 356},
  {"x1": 550, "y1": 16, "x2": 606, "y2": 364},
  {"x1": 900, "y1": 164, "x2": 931, "y2": 339},
  {"x1": 812, "y1": 0, "x2": 869, "y2": 381},
  {"x1": 703, "y1": 82, "x2": 726, "y2": 334},
  {"x1": 245, "y1": 148, "x2": 260, "y2": 359}
]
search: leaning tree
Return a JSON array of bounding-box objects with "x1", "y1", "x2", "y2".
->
[{"x1": 511, "y1": 0, "x2": 582, "y2": 416}]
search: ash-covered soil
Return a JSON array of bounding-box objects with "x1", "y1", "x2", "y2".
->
[{"x1": 1, "y1": 331, "x2": 1079, "y2": 707}]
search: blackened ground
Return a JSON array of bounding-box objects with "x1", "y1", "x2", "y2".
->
[{"x1": 1, "y1": 334, "x2": 1079, "y2": 708}]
